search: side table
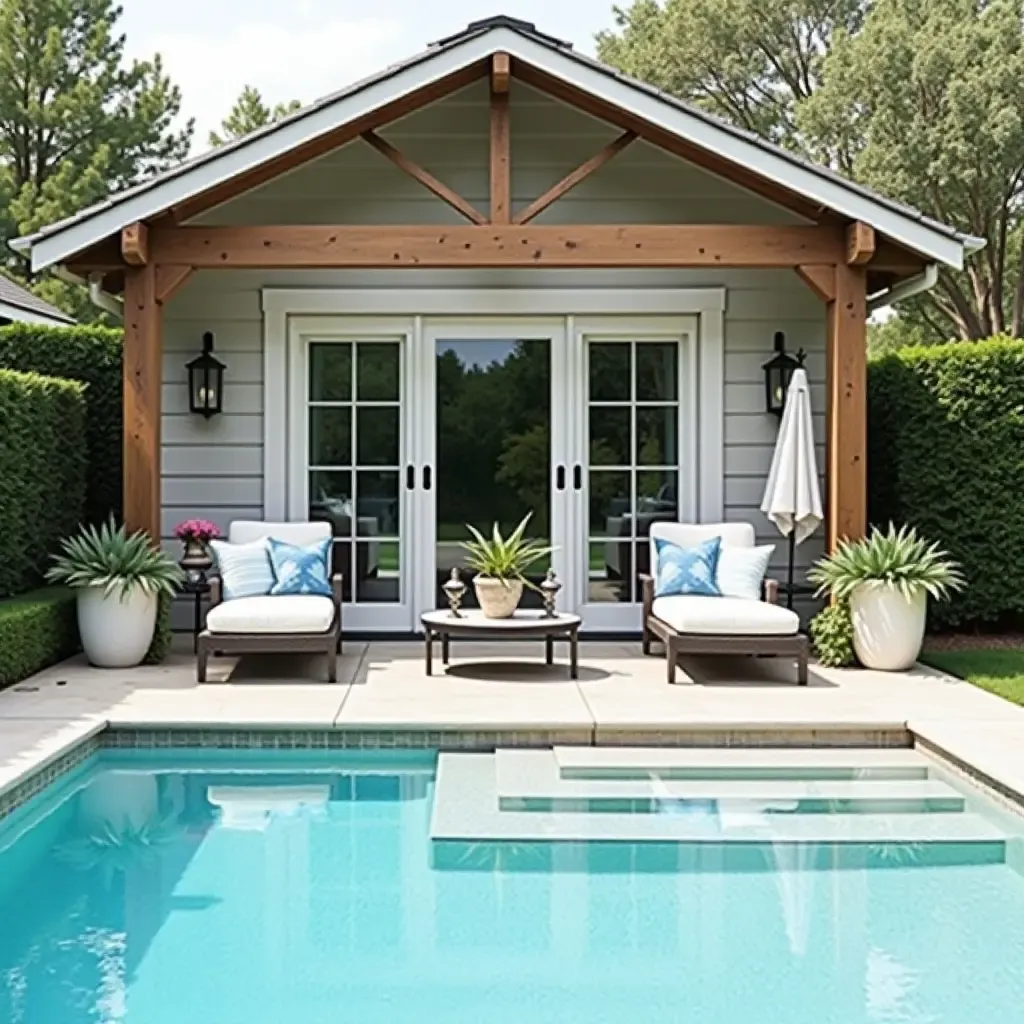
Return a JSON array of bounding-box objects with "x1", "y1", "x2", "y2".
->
[{"x1": 178, "y1": 576, "x2": 211, "y2": 652}]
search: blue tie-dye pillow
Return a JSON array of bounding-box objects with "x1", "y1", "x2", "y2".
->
[
  {"x1": 653, "y1": 537, "x2": 722, "y2": 598},
  {"x1": 268, "y1": 537, "x2": 332, "y2": 597}
]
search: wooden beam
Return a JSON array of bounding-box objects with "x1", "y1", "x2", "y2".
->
[
  {"x1": 795, "y1": 264, "x2": 836, "y2": 304},
  {"x1": 490, "y1": 56, "x2": 511, "y2": 224},
  {"x1": 846, "y1": 221, "x2": 876, "y2": 265},
  {"x1": 148, "y1": 224, "x2": 845, "y2": 269},
  {"x1": 170, "y1": 62, "x2": 488, "y2": 224},
  {"x1": 871, "y1": 239, "x2": 926, "y2": 276},
  {"x1": 513, "y1": 62, "x2": 830, "y2": 224},
  {"x1": 122, "y1": 264, "x2": 162, "y2": 540},
  {"x1": 155, "y1": 264, "x2": 195, "y2": 305},
  {"x1": 121, "y1": 222, "x2": 149, "y2": 265},
  {"x1": 361, "y1": 131, "x2": 486, "y2": 224},
  {"x1": 492, "y1": 52, "x2": 511, "y2": 94},
  {"x1": 514, "y1": 131, "x2": 637, "y2": 225},
  {"x1": 826, "y1": 263, "x2": 867, "y2": 550}
]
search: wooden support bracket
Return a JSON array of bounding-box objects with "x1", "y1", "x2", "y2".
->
[
  {"x1": 846, "y1": 221, "x2": 876, "y2": 265},
  {"x1": 121, "y1": 222, "x2": 149, "y2": 266},
  {"x1": 361, "y1": 130, "x2": 486, "y2": 224},
  {"x1": 795, "y1": 264, "x2": 836, "y2": 304},
  {"x1": 514, "y1": 131, "x2": 637, "y2": 225},
  {"x1": 155, "y1": 265, "x2": 195, "y2": 305}
]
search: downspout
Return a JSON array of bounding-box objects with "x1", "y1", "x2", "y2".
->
[
  {"x1": 867, "y1": 263, "x2": 939, "y2": 315},
  {"x1": 54, "y1": 266, "x2": 124, "y2": 320}
]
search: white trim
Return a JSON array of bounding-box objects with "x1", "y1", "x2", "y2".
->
[
  {"x1": 261, "y1": 288, "x2": 726, "y2": 317},
  {"x1": 261, "y1": 293, "x2": 288, "y2": 520},
  {"x1": 698, "y1": 304, "x2": 725, "y2": 522},
  {"x1": 24, "y1": 26, "x2": 967, "y2": 272},
  {"x1": 0, "y1": 299, "x2": 72, "y2": 326}
]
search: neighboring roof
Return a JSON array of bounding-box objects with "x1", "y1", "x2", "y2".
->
[
  {"x1": 0, "y1": 274, "x2": 74, "y2": 325},
  {"x1": 12, "y1": 15, "x2": 983, "y2": 273}
]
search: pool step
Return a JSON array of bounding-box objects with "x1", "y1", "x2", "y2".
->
[
  {"x1": 494, "y1": 750, "x2": 965, "y2": 813},
  {"x1": 431, "y1": 753, "x2": 1002, "y2": 846},
  {"x1": 552, "y1": 745, "x2": 931, "y2": 780}
]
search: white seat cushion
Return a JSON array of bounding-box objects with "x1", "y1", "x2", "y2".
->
[
  {"x1": 652, "y1": 595, "x2": 799, "y2": 636},
  {"x1": 206, "y1": 595, "x2": 335, "y2": 635}
]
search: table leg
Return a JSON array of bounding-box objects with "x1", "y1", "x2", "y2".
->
[
  {"x1": 442, "y1": 633, "x2": 450, "y2": 666},
  {"x1": 425, "y1": 630, "x2": 433, "y2": 676},
  {"x1": 569, "y1": 629, "x2": 578, "y2": 680},
  {"x1": 193, "y1": 593, "x2": 201, "y2": 654},
  {"x1": 545, "y1": 634, "x2": 553, "y2": 666}
]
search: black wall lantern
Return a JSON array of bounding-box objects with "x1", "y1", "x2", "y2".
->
[
  {"x1": 187, "y1": 332, "x2": 225, "y2": 418},
  {"x1": 762, "y1": 331, "x2": 806, "y2": 417}
]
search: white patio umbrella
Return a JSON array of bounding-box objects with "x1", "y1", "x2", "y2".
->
[{"x1": 760, "y1": 368, "x2": 823, "y2": 608}]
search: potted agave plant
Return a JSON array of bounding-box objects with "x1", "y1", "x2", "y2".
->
[
  {"x1": 47, "y1": 518, "x2": 184, "y2": 668},
  {"x1": 461, "y1": 512, "x2": 553, "y2": 619},
  {"x1": 808, "y1": 524, "x2": 964, "y2": 671}
]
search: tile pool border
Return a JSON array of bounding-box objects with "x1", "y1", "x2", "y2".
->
[{"x1": 0, "y1": 734, "x2": 100, "y2": 824}]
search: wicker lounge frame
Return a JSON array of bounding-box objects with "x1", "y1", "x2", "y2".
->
[
  {"x1": 640, "y1": 574, "x2": 809, "y2": 686},
  {"x1": 196, "y1": 573, "x2": 344, "y2": 683}
]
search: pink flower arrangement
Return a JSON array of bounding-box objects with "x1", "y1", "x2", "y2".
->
[{"x1": 174, "y1": 518, "x2": 220, "y2": 543}]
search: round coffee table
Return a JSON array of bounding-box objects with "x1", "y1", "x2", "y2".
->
[{"x1": 420, "y1": 609, "x2": 582, "y2": 679}]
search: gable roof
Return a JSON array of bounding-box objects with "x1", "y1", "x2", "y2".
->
[
  {"x1": 12, "y1": 15, "x2": 983, "y2": 273},
  {"x1": 0, "y1": 274, "x2": 74, "y2": 325}
]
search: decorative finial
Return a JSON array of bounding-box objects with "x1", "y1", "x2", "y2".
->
[
  {"x1": 541, "y1": 568, "x2": 561, "y2": 617},
  {"x1": 442, "y1": 567, "x2": 467, "y2": 617}
]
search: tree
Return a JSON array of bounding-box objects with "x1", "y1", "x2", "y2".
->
[
  {"x1": 598, "y1": 0, "x2": 1024, "y2": 340},
  {"x1": 209, "y1": 86, "x2": 301, "y2": 148},
  {"x1": 0, "y1": 0, "x2": 193, "y2": 314}
]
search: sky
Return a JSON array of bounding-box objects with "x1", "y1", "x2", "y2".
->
[{"x1": 119, "y1": 0, "x2": 615, "y2": 152}]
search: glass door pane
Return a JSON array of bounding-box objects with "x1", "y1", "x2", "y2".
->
[
  {"x1": 434, "y1": 338, "x2": 552, "y2": 609},
  {"x1": 585, "y1": 340, "x2": 680, "y2": 608},
  {"x1": 308, "y1": 339, "x2": 403, "y2": 608}
]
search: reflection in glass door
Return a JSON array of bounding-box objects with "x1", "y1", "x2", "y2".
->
[
  {"x1": 572, "y1": 325, "x2": 695, "y2": 631},
  {"x1": 420, "y1": 321, "x2": 569, "y2": 616},
  {"x1": 303, "y1": 335, "x2": 409, "y2": 629}
]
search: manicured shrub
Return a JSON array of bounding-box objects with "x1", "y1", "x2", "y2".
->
[
  {"x1": 869, "y1": 337, "x2": 1024, "y2": 628},
  {"x1": 0, "y1": 588, "x2": 80, "y2": 688},
  {"x1": 144, "y1": 592, "x2": 174, "y2": 664},
  {"x1": 0, "y1": 369, "x2": 87, "y2": 598},
  {"x1": 0, "y1": 324, "x2": 122, "y2": 524},
  {"x1": 809, "y1": 602, "x2": 856, "y2": 668}
]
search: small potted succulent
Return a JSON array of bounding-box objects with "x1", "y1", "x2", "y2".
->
[
  {"x1": 173, "y1": 518, "x2": 220, "y2": 578},
  {"x1": 808, "y1": 524, "x2": 964, "y2": 671},
  {"x1": 47, "y1": 518, "x2": 184, "y2": 668},
  {"x1": 461, "y1": 512, "x2": 553, "y2": 619}
]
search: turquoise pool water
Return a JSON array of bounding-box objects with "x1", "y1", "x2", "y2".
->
[{"x1": 2, "y1": 749, "x2": 1024, "y2": 1023}]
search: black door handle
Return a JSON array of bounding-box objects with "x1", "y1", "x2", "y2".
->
[
  {"x1": 422, "y1": 466, "x2": 432, "y2": 490},
  {"x1": 406, "y1": 465, "x2": 415, "y2": 490},
  {"x1": 573, "y1": 464, "x2": 583, "y2": 490},
  {"x1": 556, "y1": 465, "x2": 566, "y2": 491}
]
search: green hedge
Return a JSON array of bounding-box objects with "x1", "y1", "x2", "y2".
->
[
  {"x1": 869, "y1": 337, "x2": 1024, "y2": 628},
  {"x1": 0, "y1": 324, "x2": 122, "y2": 524},
  {"x1": 0, "y1": 369, "x2": 87, "y2": 598},
  {"x1": 0, "y1": 588, "x2": 80, "y2": 688}
]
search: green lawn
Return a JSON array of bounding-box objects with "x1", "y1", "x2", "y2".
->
[{"x1": 922, "y1": 649, "x2": 1024, "y2": 707}]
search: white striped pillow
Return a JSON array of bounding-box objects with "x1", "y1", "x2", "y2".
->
[{"x1": 210, "y1": 538, "x2": 275, "y2": 600}]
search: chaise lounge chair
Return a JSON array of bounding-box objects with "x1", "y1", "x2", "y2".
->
[
  {"x1": 197, "y1": 521, "x2": 343, "y2": 683},
  {"x1": 640, "y1": 522, "x2": 809, "y2": 685}
]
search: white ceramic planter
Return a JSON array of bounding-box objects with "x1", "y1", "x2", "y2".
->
[
  {"x1": 77, "y1": 585, "x2": 158, "y2": 668},
  {"x1": 849, "y1": 582, "x2": 927, "y2": 671},
  {"x1": 473, "y1": 577, "x2": 524, "y2": 619}
]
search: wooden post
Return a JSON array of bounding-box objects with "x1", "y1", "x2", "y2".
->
[
  {"x1": 123, "y1": 264, "x2": 162, "y2": 539},
  {"x1": 490, "y1": 54, "x2": 511, "y2": 224},
  {"x1": 826, "y1": 262, "x2": 867, "y2": 549}
]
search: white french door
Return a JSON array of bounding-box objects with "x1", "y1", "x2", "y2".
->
[
  {"x1": 286, "y1": 314, "x2": 697, "y2": 633},
  {"x1": 566, "y1": 317, "x2": 698, "y2": 632},
  {"x1": 415, "y1": 319, "x2": 573, "y2": 619},
  {"x1": 287, "y1": 317, "x2": 416, "y2": 631}
]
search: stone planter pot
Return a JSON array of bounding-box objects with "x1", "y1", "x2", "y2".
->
[
  {"x1": 77, "y1": 585, "x2": 158, "y2": 668},
  {"x1": 179, "y1": 538, "x2": 213, "y2": 577},
  {"x1": 849, "y1": 582, "x2": 926, "y2": 671},
  {"x1": 473, "y1": 577, "x2": 523, "y2": 619}
]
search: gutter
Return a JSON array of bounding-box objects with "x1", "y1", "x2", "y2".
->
[
  {"x1": 54, "y1": 266, "x2": 123, "y2": 320},
  {"x1": 867, "y1": 263, "x2": 939, "y2": 315}
]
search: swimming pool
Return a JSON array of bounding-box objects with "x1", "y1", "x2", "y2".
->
[{"x1": 1, "y1": 745, "x2": 1023, "y2": 1023}]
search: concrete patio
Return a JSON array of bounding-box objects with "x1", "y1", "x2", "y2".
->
[{"x1": 1, "y1": 638, "x2": 1024, "y2": 807}]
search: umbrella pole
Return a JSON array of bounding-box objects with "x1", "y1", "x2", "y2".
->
[{"x1": 786, "y1": 530, "x2": 796, "y2": 611}]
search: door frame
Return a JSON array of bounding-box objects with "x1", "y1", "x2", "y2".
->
[{"x1": 264, "y1": 288, "x2": 726, "y2": 632}]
